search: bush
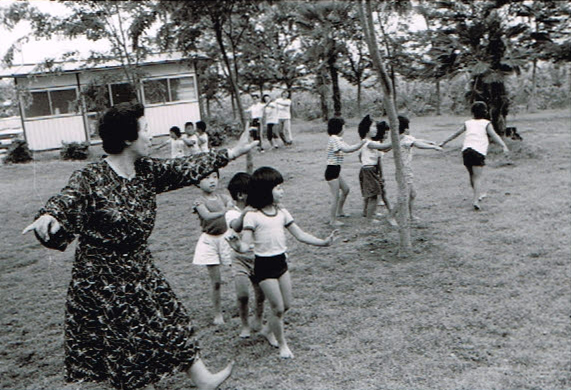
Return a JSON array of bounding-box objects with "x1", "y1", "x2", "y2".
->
[
  {"x1": 3, "y1": 139, "x2": 33, "y2": 164},
  {"x1": 203, "y1": 116, "x2": 243, "y2": 147},
  {"x1": 60, "y1": 141, "x2": 89, "y2": 160}
]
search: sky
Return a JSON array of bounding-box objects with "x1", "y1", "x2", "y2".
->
[{"x1": 0, "y1": 0, "x2": 110, "y2": 67}]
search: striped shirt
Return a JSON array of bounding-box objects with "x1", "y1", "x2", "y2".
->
[{"x1": 326, "y1": 135, "x2": 345, "y2": 165}]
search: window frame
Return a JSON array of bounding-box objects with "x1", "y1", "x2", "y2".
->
[
  {"x1": 142, "y1": 74, "x2": 198, "y2": 106},
  {"x1": 23, "y1": 86, "x2": 80, "y2": 120}
]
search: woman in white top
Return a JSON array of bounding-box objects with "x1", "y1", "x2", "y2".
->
[
  {"x1": 262, "y1": 94, "x2": 281, "y2": 148},
  {"x1": 440, "y1": 101, "x2": 509, "y2": 210},
  {"x1": 275, "y1": 90, "x2": 293, "y2": 145}
]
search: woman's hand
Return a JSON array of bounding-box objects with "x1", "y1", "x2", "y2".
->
[
  {"x1": 22, "y1": 214, "x2": 61, "y2": 242},
  {"x1": 228, "y1": 129, "x2": 259, "y2": 159}
]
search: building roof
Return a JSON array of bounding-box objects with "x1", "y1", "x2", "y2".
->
[{"x1": 0, "y1": 52, "x2": 208, "y2": 79}]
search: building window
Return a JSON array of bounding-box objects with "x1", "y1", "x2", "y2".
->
[
  {"x1": 143, "y1": 76, "x2": 197, "y2": 105},
  {"x1": 24, "y1": 88, "x2": 78, "y2": 118},
  {"x1": 110, "y1": 83, "x2": 137, "y2": 105}
]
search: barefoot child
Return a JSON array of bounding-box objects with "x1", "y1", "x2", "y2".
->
[
  {"x1": 225, "y1": 172, "x2": 267, "y2": 339},
  {"x1": 226, "y1": 167, "x2": 336, "y2": 359},
  {"x1": 439, "y1": 101, "x2": 509, "y2": 210},
  {"x1": 394, "y1": 115, "x2": 443, "y2": 222},
  {"x1": 325, "y1": 117, "x2": 366, "y2": 226},
  {"x1": 357, "y1": 115, "x2": 393, "y2": 222},
  {"x1": 192, "y1": 170, "x2": 233, "y2": 325}
]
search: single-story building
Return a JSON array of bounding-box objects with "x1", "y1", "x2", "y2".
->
[{"x1": 0, "y1": 52, "x2": 206, "y2": 151}]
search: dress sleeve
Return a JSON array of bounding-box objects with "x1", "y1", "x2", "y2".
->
[
  {"x1": 35, "y1": 169, "x2": 90, "y2": 251},
  {"x1": 143, "y1": 150, "x2": 231, "y2": 194}
]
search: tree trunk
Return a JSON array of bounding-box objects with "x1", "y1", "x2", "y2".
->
[
  {"x1": 528, "y1": 59, "x2": 537, "y2": 113},
  {"x1": 357, "y1": 80, "x2": 362, "y2": 118},
  {"x1": 213, "y1": 19, "x2": 252, "y2": 173},
  {"x1": 359, "y1": 0, "x2": 411, "y2": 256},
  {"x1": 435, "y1": 80, "x2": 441, "y2": 116},
  {"x1": 329, "y1": 57, "x2": 342, "y2": 115}
]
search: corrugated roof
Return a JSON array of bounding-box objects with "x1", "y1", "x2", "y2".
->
[{"x1": 0, "y1": 52, "x2": 208, "y2": 78}]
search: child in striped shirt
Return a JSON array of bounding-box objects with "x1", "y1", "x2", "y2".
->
[{"x1": 325, "y1": 117, "x2": 366, "y2": 226}]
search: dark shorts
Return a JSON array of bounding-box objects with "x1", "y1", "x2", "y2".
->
[
  {"x1": 254, "y1": 253, "x2": 288, "y2": 283},
  {"x1": 325, "y1": 165, "x2": 341, "y2": 181},
  {"x1": 463, "y1": 148, "x2": 486, "y2": 168}
]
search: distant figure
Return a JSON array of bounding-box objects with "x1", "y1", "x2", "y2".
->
[
  {"x1": 246, "y1": 94, "x2": 265, "y2": 152},
  {"x1": 192, "y1": 170, "x2": 234, "y2": 325},
  {"x1": 263, "y1": 94, "x2": 283, "y2": 149},
  {"x1": 225, "y1": 166, "x2": 336, "y2": 359},
  {"x1": 325, "y1": 117, "x2": 366, "y2": 226},
  {"x1": 439, "y1": 101, "x2": 509, "y2": 210},
  {"x1": 154, "y1": 125, "x2": 186, "y2": 158},
  {"x1": 275, "y1": 90, "x2": 293, "y2": 145},
  {"x1": 393, "y1": 115, "x2": 442, "y2": 222},
  {"x1": 356, "y1": 115, "x2": 394, "y2": 224},
  {"x1": 196, "y1": 120, "x2": 210, "y2": 153},
  {"x1": 182, "y1": 121, "x2": 200, "y2": 155}
]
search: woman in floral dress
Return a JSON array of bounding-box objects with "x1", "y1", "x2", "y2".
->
[{"x1": 22, "y1": 102, "x2": 258, "y2": 390}]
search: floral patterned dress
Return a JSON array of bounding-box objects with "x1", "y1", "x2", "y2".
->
[{"x1": 35, "y1": 151, "x2": 231, "y2": 390}]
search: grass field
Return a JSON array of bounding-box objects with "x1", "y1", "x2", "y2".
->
[{"x1": 1, "y1": 109, "x2": 570, "y2": 390}]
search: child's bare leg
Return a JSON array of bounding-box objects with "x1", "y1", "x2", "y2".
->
[
  {"x1": 186, "y1": 357, "x2": 234, "y2": 390},
  {"x1": 327, "y1": 179, "x2": 342, "y2": 226},
  {"x1": 260, "y1": 275, "x2": 293, "y2": 358},
  {"x1": 409, "y1": 184, "x2": 419, "y2": 221},
  {"x1": 207, "y1": 265, "x2": 224, "y2": 325},
  {"x1": 337, "y1": 176, "x2": 350, "y2": 217},
  {"x1": 234, "y1": 274, "x2": 251, "y2": 337},
  {"x1": 365, "y1": 195, "x2": 378, "y2": 219},
  {"x1": 252, "y1": 282, "x2": 265, "y2": 331},
  {"x1": 471, "y1": 166, "x2": 484, "y2": 210}
]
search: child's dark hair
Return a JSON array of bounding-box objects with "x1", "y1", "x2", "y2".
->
[
  {"x1": 375, "y1": 121, "x2": 389, "y2": 141},
  {"x1": 471, "y1": 101, "x2": 489, "y2": 119},
  {"x1": 358, "y1": 115, "x2": 373, "y2": 139},
  {"x1": 398, "y1": 115, "x2": 410, "y2": 134},
  {"x1": 184, "y1": 121, "x2": 194, "y2": 129},
  {"x1": 199, "y1": 169, "x2": 219, "y2": 184},
  {"x1": 196, "y1": 120, "x2": 207, "y2": 132},
  {"x1": 227, "y1": 172, "x2": 251, "y2": 201},
  {"x1": 247, "y1": 166, "x2": 284, "y2": 209},
  {"x1": 170, "y1": 126, "x2": 181, "y2": 138},
  {"x1": 327, "y1": 117, "x2": 345, "y2": 135}
]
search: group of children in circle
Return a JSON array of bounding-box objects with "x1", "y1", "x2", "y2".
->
[
  {"x1": 156, "y1": 120, "x2": 210, "y2": 158},
  {"x1": 180, "y1": 100, "x2": 509, "y2": 360}
]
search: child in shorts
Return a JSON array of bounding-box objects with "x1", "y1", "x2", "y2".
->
[
  {"x1": 226, "y1": 167, "x2": 336, "y2": 359},
  {"x1": 192, "y1": 170, "x2": 234, "y2": 325},
  {"x1": 357, "y1": 115, "x2": 394, "y2": 223},
  {"x1": 325, "y1": 117, "x2": 366, "y2": 226},
  {"x1": 225, "y1": 172, "x2": 269, "y2": 340}
]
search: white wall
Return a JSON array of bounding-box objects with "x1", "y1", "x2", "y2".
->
[{"x1": 25, "y1": 115, "x2": 86, "y2": 150}]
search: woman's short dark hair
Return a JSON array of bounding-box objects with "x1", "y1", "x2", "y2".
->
[
  {"x1": 99, "y1": 102, "x2": 145, "y2": 154},
  {"x1": 247, "y1": 166, "x2": 284, "y2": 209},
  {"x1": 375, "y1": 121, "x2": 389, "y2": 141},
  {"x1": 471, "y1": 101, "x2": 489, "y2": 119},
  {"x1": 327, "y1": 117, "x2": 345, "y2": 135},
  {"x1": 398, "y1": 115, "x2": 410, "y2": 134}
]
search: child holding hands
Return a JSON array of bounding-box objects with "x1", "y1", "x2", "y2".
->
[
  {"x1": 357, "y1": 115, "x2": 394, "y2": 223},
  {"x1": 325, "y1": 117, "x2": 366, "y2": 226},
  {"x1": 226, "y1": 167, "x2": 336, "y2": 359},
  {"x1": 394, "y1": 116, "x2": 442, "y2": 222},
  {"x1": 225, "y1": 172, "x2": 267, "y2": 340},
  {"x1": 192, "y1": 170, "x2": 234, "y2": 325}
]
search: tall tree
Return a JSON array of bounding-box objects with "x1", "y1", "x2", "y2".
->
[
  {"x1": 156, "y1": 0, "x2": 261, "y2": 173},
  {"x1": 296, "y1": 1, "x2": 353, "y2": 116},
  {"x1": 358, "y1": 0, "x2": 412, "y2": 256}
]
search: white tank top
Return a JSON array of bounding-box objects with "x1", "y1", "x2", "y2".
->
[{"x1": 462, "y1": 119, "x2": 490, "y2": 156}]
